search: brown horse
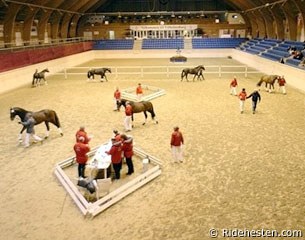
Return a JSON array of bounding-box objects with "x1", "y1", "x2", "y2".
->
[
  {"x1": 87, "y1": 68, "x2": 111, "y2": 82},
  {"x1": 32, "y1": 68, "x2": 49, "y2": 87},
  {"x1": 257, "y1": 75, "x2": 280, "y2": 92},
  {"x1": 181, "y1": 65, "x2": 205, "y2": 82},
  {"x1": 10, "y1": 107, "x2": 63, "y2": 142},
  {"x1": 117, "y1": 99, "x2": 158, "y2": 125}
]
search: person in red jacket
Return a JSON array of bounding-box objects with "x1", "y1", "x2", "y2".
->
[
  {"x1": 230, "y1": 76, "x2": 238, "y2": 96},
  {"x1": 106, "y1": 138, "x2": 123, "y2": 180},
  {"x1": 113, "y1": 87, "x2": 121, "y2": 111},
  {"x1": 171, "y1": 126, "x2": 184, "y2": 163},
  {"x1": 238, "y1": 88, "x2": 247, "y2": 114},
  {"x1": 75, "y1": 126, "x2": 91, "y2": 144},
  {"x1": 278, "y1": 76, "x2": 287, "y2": 95},
  {"x1": 136, "y1": 83, "x2": 143, "y2": 101},
  {"x1": 121, "y1": 134, "x2": 134, "y2": 175},
  {"x1": 124, "y1": 102, "x2": 133, "y2": 132},
  {"x1": 74, "y1": 136, "x2": 90, "y2": 179}
]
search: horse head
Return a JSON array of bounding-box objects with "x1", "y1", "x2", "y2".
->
[
  {"x1": 105, "y1": 68, "x2": 111, "y2": 73},
  {"x1": 117, "y1": 99, "x2": 127, "y2": 110},
  {"x1": 43, "y1": 68, "x2": 50, "y2": 73},
  {"x1": 197, "y1": 65, "x2": 205, "y2": 70},
  {"x1": 10, "y1": 107, "x2": 17, "y2": 120},
  {"x1": 10, "y1": 107, "x2": 27, "y2": 121}
]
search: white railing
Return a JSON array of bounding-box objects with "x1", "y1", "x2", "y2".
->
[{"x1": 54, "y1": 65, "x2": 260, "y2": 79}]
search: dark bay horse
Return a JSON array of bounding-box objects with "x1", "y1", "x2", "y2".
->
[
  {"x1": 181, "y1": 65, "x2": 205, "y2": 82},
  {"x1": 257, "y1": 75, "x2": 280, "y2": 93},
  {"x1": 32, "y1": 68, "x2": 49, "y2": 87},
  {"x1": 117, "y1": 99, "x2": 158, "y2": 125},
  {"x1": 10, "y1": 107, "x2": 63, "y2": 142},
  {"x1": 87, "y1": 68, "x2": 111, "y2": 82}
]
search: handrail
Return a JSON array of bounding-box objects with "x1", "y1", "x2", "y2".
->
[{"x1": 0, "y1": 37, "x2": 93, "y2": 52}]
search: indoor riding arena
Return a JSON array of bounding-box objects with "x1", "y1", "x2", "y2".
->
[
  {"x1": 1, "y1": 0, "x2": 305, "y2": 240},
  {"x1": 1, "y1": 52, "x2": 305, "y2": 239}
]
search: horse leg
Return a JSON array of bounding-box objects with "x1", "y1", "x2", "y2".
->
[
  {"x1": 149, "y1": 110, "x2": 158, "y2": 124},
  {"x1": 45, "y1": 122, "x2": 50, "y2": 139},
  {"x1": 192, "y1": 74, "x2": 196, "y2": 82},
  {"x1": 18, "y1": 126, "x2": 26, "y2": 143},
  {"x1": 142, "y1": 111, "x2": 147, "y2": 125}
]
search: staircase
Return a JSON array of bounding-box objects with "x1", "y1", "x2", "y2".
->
[
  {"x1": 133, "y1": 39, "x2": 142, "y2": 50},
  {"x1": 184, "y1": 38, "x2": 192, "y2": 50}
]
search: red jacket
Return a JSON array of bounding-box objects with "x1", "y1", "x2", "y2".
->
[
  {"x1": 125, "y1": 104, "x2": 133, "y2": 116},
  {"x1": 230, "y1": 79, "x2": 238, "y2": 87},
  {"x1": 278, "y1": 78, "x2": 286, "y2": 86},
  {"x1": 136, "y1": 86, "x2": 143, "y2": 94},
  {"x1": 114, "y1": 90, "x2": 121, "y2": 99},
  {"x1": 75, "y1": 130, "x2": 90, "y2": 144},
  {"x1": 238, "y1": 91, "x2": 247, "y2": 101},
  {"x1": 74, "y1": 142, "x2": 90, "y2": 164},
  {"x1": 106, "y1": 144, "x2": 122, "y2": 164},
  {"x1": 122, "y1": 140, "x2": 133, "y2": 158},
  {"x1": 171, "y1": 131, "x2": 184, "y2": 146}
]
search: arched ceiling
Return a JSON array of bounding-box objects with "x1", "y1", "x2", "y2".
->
[{"x1": 0, "y1": 0, "x2": 304, "y2": 42}]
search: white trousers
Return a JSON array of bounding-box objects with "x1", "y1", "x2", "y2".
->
[
  {"x1": 279, "y1": 86, "x2": 286, "y2": 94},
  {"x1": 24, "y1": 133, "x2": 42, "y2": 147},
  {"x1": 239, "y1": 100, "x2": 245, "y2": 112},
  {"x1": 113, "y1": 98, "x2": 118, "y2": 110},
  {"x1": 171, "y1": 145, "x2": 183, "y2": 162},
  {"x1": 230, "y1": 87, "x2": 237, "y2": 95},
  {"x1": 124, "y1": 116, "x2": 132, "y2": 131}
]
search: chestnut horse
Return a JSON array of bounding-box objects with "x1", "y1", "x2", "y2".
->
[
  {"x1": 117, "y1": 99, "x2": 158, "y2": 125},
  {"x1": 10, "y1": 107, "x2": 63, "y2": 142},
  {"x1": 257, "y1": 75, "x2": 280, "y2": 92}
]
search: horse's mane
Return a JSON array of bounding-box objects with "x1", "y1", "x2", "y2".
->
[{"x1": 11, "y1": 107, "x2": 28, "y2": 112}]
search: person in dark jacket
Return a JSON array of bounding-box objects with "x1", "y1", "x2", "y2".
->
[
  {"x1": 247, "y1": 89, "x2": 261, "y2": 114},
  {"x1": 19, "y1": 112, "x2": 43, "y2": 148}
]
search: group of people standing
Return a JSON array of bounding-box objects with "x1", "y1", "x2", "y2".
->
[
  {"x1": 73, "y1": 126, "x2": 134, "y2": 181},
  {"x1": 230, "y1": 75, "x2": 286, "y2": 114}
]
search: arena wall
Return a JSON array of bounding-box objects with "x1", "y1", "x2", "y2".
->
[{"x1": 1, "y1": 49, "x2": 304, "y2": 95}]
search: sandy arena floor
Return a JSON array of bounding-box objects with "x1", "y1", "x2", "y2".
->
[{"x1": 0, "y1": 57, "x2": 305, "y2": 240}]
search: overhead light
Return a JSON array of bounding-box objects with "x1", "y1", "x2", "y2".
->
[
  {"x1": 171, "y1": 12, "x2": 175, "y2": 17},
  {"x1": 147, "y1": 14, "x2": 151, "y2": 18}
]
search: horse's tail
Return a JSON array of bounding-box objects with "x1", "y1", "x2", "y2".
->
[
  {"x1": 147, "y1": 102, "x2": 156, "y2": 119},
  {"x1": 53, "y1": 111, "x2": 61, "y2": 128}
]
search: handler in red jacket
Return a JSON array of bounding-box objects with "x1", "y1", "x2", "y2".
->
[
  {"x1": 278, "y1": 76, "x2": 286, "y2": 95},
  {"x1": 106, "y1": 138, "x2": 123, "y2": 180},
  {"x1": 113, "y1": 87, "x2": 121, "y2": 111},
  {"x1": 75, "y1": 126, "x2": 91, "y2": 144},
  {"x1": 171, "y1": 126, "x2": 184, "y2": 163},
  {"x1": 238, "y1": 88, "x2": 247, "y2": 114},
  {"x1": 121, "y1": 134, "x2": 134, "y2": 175},
  {"x1": 136, "y1": 83, "x2": 143, "y2": 101},
  {"x1": 230, "y1": 76, "x2": 238, "y2": 96},
  {"x1": 124, "y1": 102, "x2": 133, "y2": 132},
  {"x1": 74, "y1": 136, "x2": 90, "y2": 179}
]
